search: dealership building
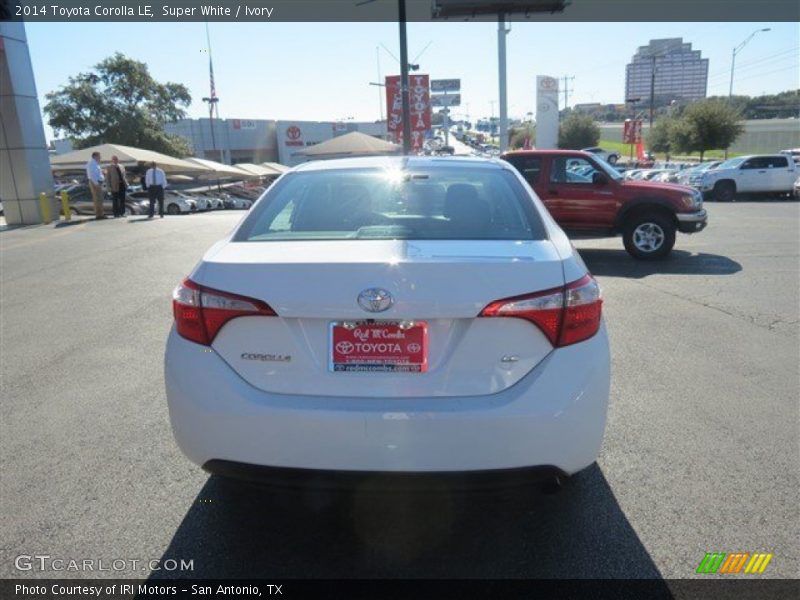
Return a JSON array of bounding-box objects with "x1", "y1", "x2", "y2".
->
[
  {"x1": 164, "y1": 118, "x2": 387, "y2": 167},
  {"x1": 625, "y1": 38, "x2": 709, "y2": 105}
]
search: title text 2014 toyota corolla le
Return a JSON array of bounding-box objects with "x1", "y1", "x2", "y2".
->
[{"x1": 165, "y1": 156, "x2": 610, "y2": 490}]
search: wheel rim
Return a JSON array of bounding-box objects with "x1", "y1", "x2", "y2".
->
[{"x1": 633, "y1": 222, "x2": 665, "y2": 253}]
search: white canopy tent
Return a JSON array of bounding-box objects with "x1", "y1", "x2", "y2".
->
[
  {"x1": 260, "y1": 162, "x2": 290, "y2": 174},
  {"x1": 291, "y1": 132, "x2": 401, "y2": 160},
  {"x1": 234, "y1": 163, "x2": 282, "y2": 177},
  {"x1": 184, "y1": 157, "x2": 253, "y2": 179},
  {"x1": 50, "y1": 144, "x2": 211, "y2": 175}
]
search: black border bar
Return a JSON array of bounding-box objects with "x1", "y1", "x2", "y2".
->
[
  {"x1": 2, "y1": 579, "x2": 800, "y2": 600},
  {"x1": 2, "y1": 0, "x2": 799, "y2": 22}
]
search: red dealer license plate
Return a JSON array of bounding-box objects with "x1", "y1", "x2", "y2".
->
[{"x1": 330, "y1": 321, "x2": 428, "y2": 373}]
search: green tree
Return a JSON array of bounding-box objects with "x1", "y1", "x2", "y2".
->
[
  {"x1": 647, "y1": 117, "x2": 676, "y2": 158},
  {"x1": 44, "y1": 53, "x2": 192, "y2": 156},
  {"x1": 671, "y1": 100, "x2": 744, "y2": 160},
  {"x1": 509, "y1": 122, "x2": 536, "y2": 149},
  {"x1": 669, "y1": 118, "x2": 696, "y2": 157},
  {"x1": 558, "y1": 114, "x2": 600, "y2": 149}
]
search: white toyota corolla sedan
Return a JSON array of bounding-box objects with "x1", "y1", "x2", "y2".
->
[{"x1": 165, "y1": 156, "x2": 610, "y2": 489}]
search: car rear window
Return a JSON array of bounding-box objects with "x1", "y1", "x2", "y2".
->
[{"x1": 234, "y1": 167, "x2": 547, "y2": 241}]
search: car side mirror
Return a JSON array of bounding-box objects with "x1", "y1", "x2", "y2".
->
[{"x1": 592, "y1": 172, "x2": 609, "y2": 185}]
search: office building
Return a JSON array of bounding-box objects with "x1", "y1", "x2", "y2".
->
[{"x1": 625, "y1": 38, "x2": 709, "y2": 105}]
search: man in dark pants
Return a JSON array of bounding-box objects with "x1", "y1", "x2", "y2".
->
[
  {"x1": 145, "y1": 161, "x2": 167, "y2": 218},
  {"x1": 106, "y1": 155, "x2": 128, "y2": 217}
]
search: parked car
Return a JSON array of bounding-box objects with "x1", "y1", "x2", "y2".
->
[
  {"x1": 638, "y1": 169, "x2": 675, "y2": 182},
  {"x1": 623, "y1": 169, "x2": 646, "y2": 181},
  {"x1": 581, "y1": 146, "x2": 621, "y2": 165},
  {"x1": 794, "y1": 175, "x2": 800, "y2": 199},
  {"x1": 502, "y1": 149, "x2": 707, "y2": 260},
  {"x1": 178, "y1": 192, "x2": 214, "y2": 211},
  {"x1": 63, "y1": 184, "x2": 148, "y2": 216},
  {"x1": 129, "y1": 190, "x2": 196, "y2": 215},
  {"x1": 222, "y1": 195, "x2": 252, "y2": 210},
  {"x1": 692, "y1": 154, "x2": 798, "y2": 201},
  {"x1": 196, "y1": 193, "x2": 225, "y2": 209},
  {"x1": 676, "y1": 161, "x2": 722, "y2": 186},
  {"x1": 166, "y1": 156, "x2": 609, "y2": 489}
]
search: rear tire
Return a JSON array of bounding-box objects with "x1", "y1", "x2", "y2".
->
[
  {"x1": 167, "y1": 203, "x2": 180, "y2": 216},
  {"x1": 713, "y1": 180, "x2": 736, "y2": 202},
  {"x1": 623, "y1": 212, "x2": 676, "y2": 260},
  {"x1": 607, "y1": 154, "x2": 618, "y2": 165}
]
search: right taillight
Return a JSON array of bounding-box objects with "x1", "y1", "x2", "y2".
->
[
  {"x1": 172, "y1": 278, "x2": 276, "y2": 345},
  {"x1": 479, "y1": 274, "x2": 602, "y2": 347}
]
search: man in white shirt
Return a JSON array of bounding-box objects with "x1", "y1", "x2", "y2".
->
[
  {"x1": 145, "y1": 161, "x2": 168, "y2": 219},
  {"x1": 85, "y1": 151, "x2": 106, "y2": 220}
]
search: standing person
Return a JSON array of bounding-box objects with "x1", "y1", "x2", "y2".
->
[
  {"x1": 85, "y1": 151, "x2": 106, "y2": 220},
  {"x1": 145, "y1": 161, "x2": 167, "y2": 219},
  {"x1": 106, "y1": 155, "x2": 128, "y2": 218}
]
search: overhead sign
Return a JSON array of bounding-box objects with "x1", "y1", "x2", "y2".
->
[
  {"x1": 386, "y1": 74, "x2": 431, "y2": 152},
  {"x1": 431, "y1": 94, "x2": 461, "y2": 107},
  {"x1": 431, "y1": 79, "x2": 461, "y2": 93},
  {"x1": 536, "y1": 75, "x2": 559, "y2": 149}
]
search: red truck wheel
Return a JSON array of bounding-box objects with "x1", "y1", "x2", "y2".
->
[{"x1": 623, "y1": 213, "x2": 676, "y2": 260}]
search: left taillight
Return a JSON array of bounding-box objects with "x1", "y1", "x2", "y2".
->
[
  {"x1": 479, "y1": 274, "x2": 603, "y2": 347},
  {"x1": 172, "y1": 278, "x2": 276, "y2": 345}
]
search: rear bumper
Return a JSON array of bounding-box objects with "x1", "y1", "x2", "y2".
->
[
  {"x1": 676, "y1": 209, "x2": 707, "y2": 234},
  {"x1": 165, "y1": 323, "x2": 610, "y2": 476}
]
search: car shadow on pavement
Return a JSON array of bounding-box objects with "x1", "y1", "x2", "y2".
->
[
  {"x1": 579, "y1": 249, "x2": 742, "y2": 279},
  {"x1": 151, "y1": 464, "x2": 667, "y2": 580}
]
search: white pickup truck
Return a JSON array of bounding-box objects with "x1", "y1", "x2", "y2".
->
[{"x1": 695, "y1": 154, "x2": 798, "y2": 201}]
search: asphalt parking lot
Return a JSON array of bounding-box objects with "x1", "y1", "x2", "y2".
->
[{"x1": 1, "y1": 201, "x2": 797, "y2": 580}]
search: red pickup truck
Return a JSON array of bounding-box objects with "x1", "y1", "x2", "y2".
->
[{"x1": 502, "y1": 150, "x2": 708, "y2": 259}]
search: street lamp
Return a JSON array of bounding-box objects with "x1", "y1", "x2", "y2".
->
[{"x1": 729, "y1": 28, "x2": 771, "y2": 98}]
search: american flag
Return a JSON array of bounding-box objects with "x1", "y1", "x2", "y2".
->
[
  {"x1": 206, "y1": 23, "x2": 218, "y2": 117},
  {"x1": 209, "y1": 57, "x2": 217, "y2": 100}
]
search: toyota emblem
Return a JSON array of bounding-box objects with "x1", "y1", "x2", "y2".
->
[{"x1": 357, "y1": 288, "x2": 393, "y2": 313}]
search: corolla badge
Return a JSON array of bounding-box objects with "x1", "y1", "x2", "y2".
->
[{"x1": 357, "y1": 288, "x2": 393, "y2": 313}]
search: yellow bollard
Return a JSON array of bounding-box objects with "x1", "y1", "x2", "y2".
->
[
  {"x1": 38, "y1": 192, "x2": 51, "y2": 224},
  {"x1": 61, "y1": 190, "x2": 71, "y2": 221}
]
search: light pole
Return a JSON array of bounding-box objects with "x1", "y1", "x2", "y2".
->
[
  {"x1": 497, "y1": 13, "x2": 510, "y2": 152},
  {"x1": 729, "y1": 28, "x2": 771, "y2": 99},
  {"x1": 398, "y1": 0, "x2": 412, "y2": 155}
]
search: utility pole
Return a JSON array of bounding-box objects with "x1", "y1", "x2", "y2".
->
[
  {"x1": 376, "y1": 46, "x2": 384, "y2": 122},
  {"x1": 398, "y1": 0, "x2": 412, "y2": 155},
  {"x1": 497, "y1": 13, "x2": 510, "y2": 152},
  {"x1": 562, "y1": 75, "x2": 575, "y2": 111}
]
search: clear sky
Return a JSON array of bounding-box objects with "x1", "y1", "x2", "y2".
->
[{"x1": 24, "y1": 21, "x2": 798, "y2": 141}]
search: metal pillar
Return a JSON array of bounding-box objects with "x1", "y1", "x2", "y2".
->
[
  {"x1": 0, "y1": 23, "x2": 54, "y2": 225},
  {"x1": 497, "y1": 13, "x2": 509, "y2": 152}
]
